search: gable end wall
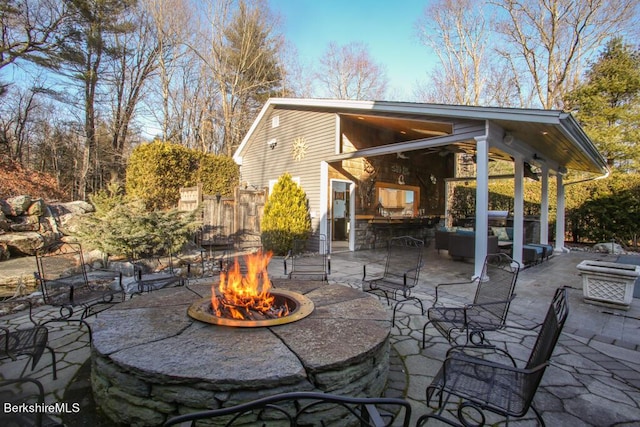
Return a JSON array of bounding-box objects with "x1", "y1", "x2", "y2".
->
[{"x1": 239, "y1": 109, "x2": 337, "y2": 236}]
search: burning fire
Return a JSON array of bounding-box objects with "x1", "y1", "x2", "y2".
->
[{"x1": 211, "y1": 250, "x2": 289, "y2": 320}]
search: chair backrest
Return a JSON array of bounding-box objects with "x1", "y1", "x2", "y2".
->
[
  {"x1": 473, "y1": 253, "x2": 519, "y2": 325},
  {"x1": 526, "y1": 287, "x2": 569, "y2": 370},
  {"x1": 288, "y1": 234, "x2": 328, "y2": 276},
  {"x1": 0, "y1": 378, "x2": 47, "y2": 427},
  {"x1": 384, "y1": 236, "x2": 424, "y2": 287},
  {"x1": 162, "y1": 391, "x2": 411, "y2": 427},
  {"x1": 518, "y1": 287, "x2": 569, "y2": 411},
  {"x1": 35, "y1": 243, "x2": 89, "y2": 301}
]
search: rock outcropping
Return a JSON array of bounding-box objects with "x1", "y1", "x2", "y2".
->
[{"x1": 0, "y1": 195, "x2": 94, "y2": 260}]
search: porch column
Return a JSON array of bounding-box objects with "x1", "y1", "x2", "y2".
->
[
  {"x1": 473, "y1": 135, "x2": 489, "y2": 279},
  {"x1": 540, "y1": 166, "x2": 549, "y2": 244},
  {"x1": 319, "y1": 161, "x2": 329, "y2": 254},
  {"x1": 512, "y1": 157, "x2": 525, "y2": 266},
  {"x1": 555, "y1": 174, "x2": 567, "y2": 253}
]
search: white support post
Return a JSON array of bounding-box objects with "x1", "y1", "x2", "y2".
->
[
  {"x1": 319, "y1": 161, "x2": 329, "y2": 254},
  {"x1": 513, "y1": 157, "x2": 524, "y2": 266},
  {"x1": 555, "y1": 174, "x2": 568, "y2": 253},
  {"x1": 540, "y1": 166, "x2": 549, "y2": 244},
  {"x1": 474, "y1": 136, "x2": 489, "y2": 279}
]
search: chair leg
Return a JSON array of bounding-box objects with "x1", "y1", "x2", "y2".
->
[
  {"x1": 422, "y1": 320, "x2": 433, "y2": 348},
  {"x1": 46, "y1": 346, "x2": 57, "y2": 380}
]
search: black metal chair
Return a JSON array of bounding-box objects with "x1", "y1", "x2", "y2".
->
[
  {"x1": 284, "y1": 234, "x2": 330, "y2": 281},
  {"x1": 192, "y1": 227, "x2": 235, "y2": 277},
  {"x1": 127, "y1": 251, "x2": 185, "y2": 295},
  {"x1": 417, "y1": 287, "x2": 569, "y2": 427},
  {"x1": 0, "y1": 377, "x2": 63, "y2": 426},
  {"x1": 34, "y1": 242, "x2": 124, "y2": 340},
  {"x1": 422, "y1": 253, "x2": 519, "y2": 347},
  {"x1": 363, "y1": 236, "x2": 425, "y2": 326},
  {"x1": 0, "y1": 302, "x2": 57, "y2": 380},
  {"x1": 162, "y1": 391, "x2": 412, "y2": 427}
]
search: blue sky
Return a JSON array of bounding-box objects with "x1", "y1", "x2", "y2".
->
[{"x1": 269, "y1": 0, "x2": 437, "y2": 99}]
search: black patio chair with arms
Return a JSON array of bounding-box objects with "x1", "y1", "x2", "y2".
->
[
  {"x1": 284, "y1": 234, "x2": 330, "y2": 281},
  {"x1": 127, "y1": 249, "x2": 185, "y2": 295},
  {"x1": 162, "y1": 391, "x2": 411, "y2": 427},
  {"x1": 34, "y1": 242, "x2": 125, "y2": 340},
  {"x1": 417, "y1": 287, "x2": 569, "y2": 427},
  {"x1": 422, "y1": 253, "x2": 519, "y2": 348},
  {"x1": 362, "y1": 235, "x2": 425, "y2": 327},
  {"x1": 0, "y1": 301, "x2": 57, "y2": 380}
]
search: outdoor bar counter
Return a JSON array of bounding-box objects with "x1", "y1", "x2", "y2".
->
[{"x1": 359, "y1": 216, "x2": 440, "y2": 248}]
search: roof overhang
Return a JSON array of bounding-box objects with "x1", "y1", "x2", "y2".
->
[{"x1": 234, "y1": 98, "x2": 608, "y2": 175}]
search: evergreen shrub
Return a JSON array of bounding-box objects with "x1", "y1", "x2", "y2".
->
[
  {"x1": 75, "y1": 183, "x2": 200, "y2": 260},
  {"x1": 261, "y1": 173, "x2": 311, "y2": 255}
]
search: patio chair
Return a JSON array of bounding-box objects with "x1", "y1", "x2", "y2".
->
[
  {"x1": 162, "y1": 391, "x2": 412, "y2": 427},
  {"x1": 284, "y1": 234, "x2": 330, "y2": 281},
  {"x1": 34, "y1": 242, "x2": 124, "y2": 339},
  {"x1": 417, "y1": 287, "x2": 569, "y2": 427},
  {"x1": 193, "y1": 228, "x2": 235, "y2": 277},
  {"x1": 362, "y1": 235, "x2": 425, "y2": 326},
  {"x1": 0, "y1": 301, "x2": 57, "y2": 380},
  {"x1": 422, "y1": 253, "x2": 519, "y2": 347},
  {"x1": 0, "y1": 377, "x2": 63, "y2": 426},
  {"x1": 127, "y1": 250, "x2": 185, "y2": 295}
]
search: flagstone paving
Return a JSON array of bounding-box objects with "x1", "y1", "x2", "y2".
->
[{"x1": 1, "y1": 247, "x2": 639, "y2": 426}]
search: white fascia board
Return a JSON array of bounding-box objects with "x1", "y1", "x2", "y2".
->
[{"x1": 232, "y1": 100, "x2": 273, "y2": 164}]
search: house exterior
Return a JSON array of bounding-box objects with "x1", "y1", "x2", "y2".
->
[{"x1": 233, "y1": 98, "x2": 608, "y2": 278}]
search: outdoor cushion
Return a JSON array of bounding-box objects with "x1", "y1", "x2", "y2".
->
[
  {"x1": 506, "y1": 227, "x2": 514, "y2": 240},
  {"x1": 492, "y1": 227, "x2": 510, "y2": 241},
  {"x1": 456, "y1": 229, "x2": 475, "y2": 237}
]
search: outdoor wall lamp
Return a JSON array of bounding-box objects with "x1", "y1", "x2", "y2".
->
[
  {"x1": 503, "y1": 132, "x2": 514, "y2": 145},
  {"x1": 267, "y1": 138, "x2": 277, "y2": 149}
]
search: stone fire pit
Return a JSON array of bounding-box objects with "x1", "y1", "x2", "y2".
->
[{"x1": 90, "y1": 281, "x2": 391, "y2": 426}]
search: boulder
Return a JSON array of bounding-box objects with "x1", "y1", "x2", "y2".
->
[
  {"x1": 48, "y1": 201, "x2": 94, "y2": 234},
  {"x1": 0, "y1": 211, "x2": 9, "y2": 231},
  {"x1": 0, "y1": 232, "x2": 46, "y2": 256},
  {"x1": 593, "y1": 242, "x2": 624, "y2": 254},
  {"x1": 9, "y1": 214, "x2": 40, "y2": 232},
  {"x1": 0, "y1": 199, "x2": 11, "y2": 216},
  {"x1": 27, "y1": 198, "x2": 46, "y2": 216},
  {"x1": 6, "y1": 195, "x2": 32, "y2": 216}
]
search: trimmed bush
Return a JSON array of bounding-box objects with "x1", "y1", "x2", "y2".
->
[{"x1": 125, "y1": 141, "x2": 239, "y2": 210}]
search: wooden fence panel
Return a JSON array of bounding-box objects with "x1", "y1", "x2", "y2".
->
[{"x1": 179, "y1": 186, "x2": 265, "y2": 250}]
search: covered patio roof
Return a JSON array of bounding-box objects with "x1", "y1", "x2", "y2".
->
[{"x1": 236, "y1": 98, "x2": 607, "y2": 176}]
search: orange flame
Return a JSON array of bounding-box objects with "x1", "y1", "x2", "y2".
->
[{"x1": 211, "y1": 250, "x2": 275, "y2": 319}]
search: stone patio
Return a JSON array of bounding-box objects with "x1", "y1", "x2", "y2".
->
[{"x1": 0, "y1": 246, "x2": 639, "y2": 426}]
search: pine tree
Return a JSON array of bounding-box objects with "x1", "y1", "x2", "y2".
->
[
  {"x1": 261, "y1": 173, "x2": 311, "y2": 255},
  {"x1": 567, "y1": 37, "x2": 640, "y2": 172}
]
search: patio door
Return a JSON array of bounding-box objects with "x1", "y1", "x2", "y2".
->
[{"x1": 330, "y1": 180, "x2": 352, "y2": 250}]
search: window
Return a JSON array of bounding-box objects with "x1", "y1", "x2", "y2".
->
[
  {"x1": 375, "y1": 182, "x2": 419, "y2": 217},
  {"x1": 272, "y1": 115, "x2": 280, "y2": 128}
]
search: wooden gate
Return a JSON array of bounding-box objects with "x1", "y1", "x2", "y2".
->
[{"x1": 179, "y1": 185, "x2": 266, "y2": 250}]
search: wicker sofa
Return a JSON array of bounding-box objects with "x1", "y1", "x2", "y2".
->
[{"x1": 435, "y1": 230, "x2": 499, "y2": 260}]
